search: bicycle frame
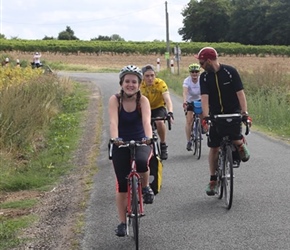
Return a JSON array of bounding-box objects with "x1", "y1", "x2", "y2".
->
[
  {"x1": 209, "y1": 113, "x2": 250, "y2": 209},
  {"x1": 150, "y1": 116, "x2": 171, "y2": 159}
]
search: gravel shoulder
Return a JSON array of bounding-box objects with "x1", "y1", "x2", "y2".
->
[{"x1": 11, "y1": 80, "x2": 101, "y2": 250}]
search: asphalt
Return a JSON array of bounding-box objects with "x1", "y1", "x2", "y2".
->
[{"x1": 61, "y1": 72, "x2": 290, "y2": 250}]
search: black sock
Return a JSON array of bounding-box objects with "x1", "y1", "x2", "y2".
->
[{"x1": 210, "y1": 175, "x2": 217, "y2": 181}]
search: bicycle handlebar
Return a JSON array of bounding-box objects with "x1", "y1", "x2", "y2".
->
[
  {"x1": 207, "y1": 113, "x2": 250, "y2": 136},
  {"x1": 151, "y1": 116, "x2": 172, "y2": 131},
  {"x1": 108, "y1": 138, "x2": 153, "y2": 160}
]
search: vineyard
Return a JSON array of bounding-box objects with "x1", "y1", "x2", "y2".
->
[{"x1": 1, "y1": 39, "x2": 290, "y2": 56}]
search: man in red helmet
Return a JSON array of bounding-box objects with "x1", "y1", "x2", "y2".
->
[{"x1": 196, "y1": 47, "x2": 251, "y2": 196}]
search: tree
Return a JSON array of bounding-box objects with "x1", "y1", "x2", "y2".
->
[
  {"x1": 178, "y1": 0, "x2": 231, "y2": 42},
  {"x1": 58, "y1": 26, "x2": 79, "y2": 40},
  {"x1": 43, "y1": 36, "x2": 55, "y2": 40},
  {"x1": 0, "y1": 33, "x2": 5, "y2": 39},
  {"x1": 110, "y1": 34, "x2": 125, "y2": 41},
  {"x1": 91, "y1": 35, "x2": 111, "y2": 41}
]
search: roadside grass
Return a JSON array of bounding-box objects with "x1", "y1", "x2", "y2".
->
[
  {"x1": 157, "y1": 66, "x2": 290, "y2": 140},
  {"x1": 0, "y1": 73, "x2": 89, "y2": 248}
]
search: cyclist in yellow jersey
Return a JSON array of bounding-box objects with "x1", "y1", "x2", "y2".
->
[{"x1": 140, "y1": 64, "x2": 174, "y2": 160}]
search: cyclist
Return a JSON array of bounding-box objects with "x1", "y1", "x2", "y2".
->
[
  {"x1": 32, "y1": 52, "x2": 42, "y2": 68},
  {"x1": 182, "y1": 63, "x2": 203, "y2": 151},
  {"x1": 196, "y1": 47, "x2": 251, "y2": 196},
  {"x1": 108, "y1": 65, "x2": 154, "y2": 237},
  {"x1": 140, "y1": 64, "x2": 174, "y2": 160}
]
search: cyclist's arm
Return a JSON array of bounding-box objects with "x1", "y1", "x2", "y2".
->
[
  {"x1": 183, "y1": 86, "x2": 188, "y2": 104},
  {"x1": 201, "y1": 94, "x2": 209, "y2": 117},
  {"x1": 162, "y1": 92, "x2": 173, "y2": 113},
  {"x1": 140, "y1": 96, "x2": 153, "y2": 138},
  {"x1": 236, "y1": 90, "x2": 248, "y2": 114},
  {"x1": 108, "y1": 95, "x2": 119, "y2": 138}
]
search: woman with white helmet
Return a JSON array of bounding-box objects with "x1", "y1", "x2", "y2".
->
[
  {"x1": 183, "y1": 63, "x2": 203, "y2": 151},
  {"x1": 108, "y1": 65, "x2": 154, "y2": 237}
]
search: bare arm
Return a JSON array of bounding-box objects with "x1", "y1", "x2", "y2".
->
[
  {"x1": 108, "y1": 95, "x2": 119, "y2": 138},
  {"x1": 201, "y1": 94, "x2": 209, "y2": 117},
  {"x1": 163, "y1": 92, "x2": 173, "y2": 113},
  {"x1": 183, "y1": 87, "x2": 188, "y2": 103},
  {"x1": 140, "y1": 96, "x2": 153, "y2": 138},
  {"x1": 236, "y1": 90, "x2": 248, "y2": 114}
]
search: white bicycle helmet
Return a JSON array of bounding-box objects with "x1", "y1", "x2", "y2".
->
[{"x1": 119, "y1": 65, "x2": 143, "y2": 81}]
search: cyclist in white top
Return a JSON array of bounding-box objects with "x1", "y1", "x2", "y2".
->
[
  {"x1": 32, "y1": 52, "x2": 42, "y2": 68},
  {"x1": 183, "y1": 63, "x2": 202, "y2": 151}
]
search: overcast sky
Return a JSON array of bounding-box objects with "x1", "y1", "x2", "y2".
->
[{"x1": 0, "y1": 0, "x2": 190, "y2": 42}]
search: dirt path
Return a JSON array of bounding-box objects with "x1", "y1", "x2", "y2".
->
[{"x1": 7, "y1": 81, "x2": 101, "y2": 250}]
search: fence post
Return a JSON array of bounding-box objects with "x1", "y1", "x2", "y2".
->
[
  {"x1": 170, "y1": 59, "x2": 174, "y2": 74},
  {"x1": 156, "y1": 58, "x2": 160, "y2": 72}
]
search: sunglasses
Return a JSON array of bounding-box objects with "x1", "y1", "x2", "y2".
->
[{"x1": 190, "y1": 70, "x2": 200, "y2": 73}]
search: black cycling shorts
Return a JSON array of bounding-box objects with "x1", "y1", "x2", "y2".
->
[
  {"x1": 112, "y1": 145, "x2": 152, "y2": 192},
  {"x1": 151, "y1": 107, "x2": 167, "y2": 118}
]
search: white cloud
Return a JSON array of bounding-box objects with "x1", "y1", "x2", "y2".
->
[{"x1": 1, "y1": 0, "x2": 189, "y2": 41}]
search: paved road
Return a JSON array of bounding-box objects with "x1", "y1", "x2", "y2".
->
[{"x1": 62, "y1": 73, "x2": 290, "y2": 250}]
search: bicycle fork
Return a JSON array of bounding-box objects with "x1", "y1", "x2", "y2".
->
[{"x1": 127, "y1": 173, "x2": 145, "y2": 217}]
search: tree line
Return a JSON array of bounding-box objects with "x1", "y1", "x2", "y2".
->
[{"x1": 178, "y1": 0, "x2": 290, "y2": 45}]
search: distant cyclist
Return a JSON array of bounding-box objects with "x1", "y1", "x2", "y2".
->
[
  {"x1": 108, "y1": 65, "x2": 154, "y2": 237},
  {"x1": 140, "y1": 64, "x2": 174, "y2": 160},
  {"x1": 182, "y1": 63, "x2": 204, "y2": 151},
  {"x1": 32, "y1": 52, "x2": 42, "y2": 68}
]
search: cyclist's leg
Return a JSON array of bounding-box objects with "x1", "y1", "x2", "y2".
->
[
  {"x1": 136, "y1": 146, "x2": 154, "y2": 204},
  {"x1": 152, "y1": 107, "x2": 168, "y2": 160},
  {"x1": 205, "y1": 124, "x2": 221, "y2": 195},
  {"x1": 112, "y1": 147, "x2": 131, "y2": 235},
  {"x1": 185, "y1": 104, "x2": 194, "y2": 150},
  {"x1": 232, "y1": 123, "x2": 250, "y2": 162}
]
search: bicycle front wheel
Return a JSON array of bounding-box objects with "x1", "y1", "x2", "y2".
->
[
  {"x1": 131, "y1": 176, "x2": 139, "y2": 250},
  {"x1": 224, "y1": 146, "x2": 234, "y2": 210},
  {"x1": 195, "y1": 118, "x2": 202, "y2": 160}
]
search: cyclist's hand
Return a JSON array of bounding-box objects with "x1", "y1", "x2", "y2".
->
[
  {"x1": 242, "y1": 114, "x2": 252, "y2": 127},
  {"x1": 202, "y1": 116, "x2": 210, "y2": 124},
  {"x1": 167, "y1": 112, "x2": 174, "y2": 120},
  {"x1": 111, "y1": 137, "x2": 123, "y2": 146},
  {"x1": 141, "y1": 136, "x2": 151, "y2": 145},
  {"x1": 182, "y1": 102, "x2": 187, "y2": 110}
]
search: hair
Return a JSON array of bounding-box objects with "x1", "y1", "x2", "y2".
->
[{"x1": 117, "y1": 89, "x2": 142, "y2": 113}]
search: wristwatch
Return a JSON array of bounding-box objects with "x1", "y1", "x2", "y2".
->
[{"x1": 242, "y1": 111, "x2": 248, "y2": 115}]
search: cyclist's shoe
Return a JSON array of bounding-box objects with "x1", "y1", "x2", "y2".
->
[
  {"x1": 238, "y1": 143, "x2": 250, "y2": 162},
  {"x1": 205, "y1": 181, "x2": 218, "y2": 196},
  {"x1": 233, "y1": 160, "x2": 240, "y2": 168},
  {"x1": 142, "y1": 186, "x2": 154, "y2": 204},
  {"x1": 186, "y1": 141, "x2": 192, "y2": 151},
  {"x1": 115, "y1": 222, "x2": 126, "y2": 237},
  {"x1": 160, "y1": 143, "x2": 168, "y2": 160}
]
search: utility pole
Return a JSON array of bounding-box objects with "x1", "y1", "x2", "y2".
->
[
  {"x1": 0, "y1": 0, "x2": 2, "y2": 35},
  {"x1": 165, "y1": 1, "x2": 170, "y2": 69}
]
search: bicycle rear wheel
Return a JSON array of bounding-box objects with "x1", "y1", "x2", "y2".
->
[
  {"x1": 195, "y1": 118, "x2": 202, "y2": 160},
  {"x1": 224, "y1": 146, "x2": 234, "y2": 209},
  {"x1": 131, "y1": 176, "x2": 139, "y2": 250}
]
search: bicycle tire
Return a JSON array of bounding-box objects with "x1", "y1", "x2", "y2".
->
[
  {"x1": 195, "y1": 118, "x2": 202, "y2": 160},
  {"x1": 216, "y1": 150, "x2": 223, "y2": 199},
  {"x1": 191, "y1": 120, "x2": 197, "y2": 155},
  {"x1": 131, "y1": 176, "x2": 139, "y2": 250},
  {"x1": 224, "y1": 145, "x2": 234, "y2": 210}
]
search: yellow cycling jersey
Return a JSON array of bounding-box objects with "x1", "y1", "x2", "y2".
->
[{"x1": 140, "y1": 78, "x2": 169, "y2": 110}]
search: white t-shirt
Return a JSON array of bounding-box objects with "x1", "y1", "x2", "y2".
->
[
  {"x1": 33, "y1": 54, "x2": 41, "y2": 64},
  {"x1": 183, "y1": 76, "x2": 201, "y2": 102}
]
